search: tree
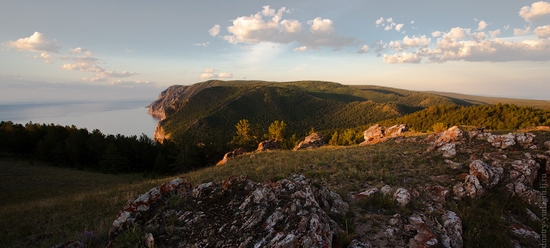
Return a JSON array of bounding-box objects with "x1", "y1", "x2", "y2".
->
[
  {"x1": 267, "y1": 120, "x2": 286, "y2": 141},
  {"x1": 232, "y1": 119, "x2": 254, "y2": 147}
]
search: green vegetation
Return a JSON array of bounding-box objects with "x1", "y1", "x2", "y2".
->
[{"x1": 379, "y1": 103, "x2": 550, "y2": 132}]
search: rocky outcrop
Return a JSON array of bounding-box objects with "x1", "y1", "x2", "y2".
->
[
  {"x1": 216, "y1": 147, "x2": 246, "y2": 166},
  {"x1": 107, "y1": 174, "x2": 349, "y2": 247},
  {"x1": 257, "y1": 140, "x2": 279, "y2": 151},
  {"x1": 294, "y1": 133, "x2": 325, "y2": 150},
  {"x1": 361, "y1": 124, "x2": 408, "y2": 145},
  {"x1": 153, "y1": 122, "x2": 168, "y2": 143},
  {"x1": 427, "y1": 126, "x2": 465, "y2": 157}
]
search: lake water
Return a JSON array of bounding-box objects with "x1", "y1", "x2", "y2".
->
[{"x1": 0, "y1": 100, "x2": 160, "y2": 137}]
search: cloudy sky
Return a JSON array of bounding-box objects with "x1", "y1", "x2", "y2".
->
[{"x1": 1, "y1": 0, "x2": 550, "y2": 102}]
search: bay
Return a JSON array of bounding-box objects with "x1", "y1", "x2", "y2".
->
[{"x1": 0, "y1": 100, "x2": 159, "y2": 138}]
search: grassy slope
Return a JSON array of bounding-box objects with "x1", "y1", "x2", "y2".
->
[
  {"x1": 426, "y1": 91, "x2": 550, "y2": 109},
  {"x1": 0, "y1": 156, "x2": 174, "y2": 247}
]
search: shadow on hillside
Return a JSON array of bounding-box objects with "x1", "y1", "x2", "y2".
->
[
  {"x1": 361, "y1": 89, "x2": 405, "y2": 97},
  {"x1": 308, "y1": 92, "x2": 367, "y2": 102}
]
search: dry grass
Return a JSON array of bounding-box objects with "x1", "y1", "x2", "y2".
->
[{"x1": 0, "y1": 156, "x2": 174, "y2": 247}]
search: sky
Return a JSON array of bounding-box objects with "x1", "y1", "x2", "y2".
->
[{"x1": 1, "y1": 0, "x2": 550, "y2": 102}]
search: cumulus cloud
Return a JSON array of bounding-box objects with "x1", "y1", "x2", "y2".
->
[
  {"x1": 389, "y1": 35, "x2": 431, "y2": 51},
  {"x1": 375, "y1": 17, "x2": 384, "y2": 25},
  {"x1": 209, "y1": 24, "x2": 221, "y2": 37},
  {"x1": 383, "y1": 26, "x2": 550, "y2": 64},
  {"x1": 294, "y1": 46, "x2": 307, "y2": 52},
  {"x1": 534, "y1": 25, "x2": 550, "y2": 38},
  {"x1": 193, "y1": 42, "x2": 210, "y2": 47},
  {"x1": 4, "y1": 32, "x2": 60, "y2": 53},
  {"x1": 395, "y1": 23, "x2": 404, "y2": 32},
  {"x1": 477, "y1": 20, "x2": 488, "y2": 31},
  {"x1": 519, "y1": 1, "x2": 550, "y2": 22},
  {"x1": 222, "y1": 6, "x2": 355, "y2": 49},
  {"x1": 357, "y1": 45, "x2": 369, "y2": 54},
  {"x1": 34, "y1": 52, "x2": 54, "y2": 63},
  {"x1": 514, "y1": 26, "x2": 531, "y2": 36},
  {"x1": 199, "y1": 68, "x2": 233, "y2": 79},
  {"x1": 489, "y1": 29, "x2": 501, "y2": 38},
  {"x1": 432, "y1": 31, "x2": 442, "y2": 37},
  {"x1": 96, "y1": 71, "x2": 136, "y2": 78}
]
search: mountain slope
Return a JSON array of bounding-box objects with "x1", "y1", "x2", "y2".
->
[{"x1": 148, "y1": 80, "x2": 459, "y2": 144}]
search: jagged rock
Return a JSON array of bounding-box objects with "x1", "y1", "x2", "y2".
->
[
  {"x1": 544, "y1": 141, "x2": 550, "y2": 150},
  {"x1": 153, "y1": 122, "x2": 168, "y2": 143},
  {"x1": 294, "y1": 133, "x2": 325, "y2": 150},
  {"x1": 508, "y1": 223, "x2": 541, "y2": 244},
  {"x1": 217, "y1": 147, "x2": 246, "y2": 165},
  {"x1": 257, "y1": 140, "x2": 279, "y2": 151},
  {"x1": 464, "y1": 175, "x2": 484, "y2": 198},
  {"x1": 355, "y1": 187, "x2": 379, "y2": 200},
  {"x1": 144, "y1": 233, "x2": 154, "y2": 248},
  {"x1": 380, "y1": 185, "x2": 392, "y2": 195},
  {"x1": 452, "y1": 183, "x2": 467, "y2": 199},
  {"x1": 469, "y1": 160, "x2": 502, "y2": 188},
  {"x1": 407, "y1": 215, "x2": 438, "y2": 248},
  {"x1": 393, "y1": 188, "x2": 411, "y2": 206},
  {"x1": 361, "y1": 124, "x2": 408, "y2": 145},
  {"x1": 441, "y1": 210, "x2": 463, "y2": 248},
  {"x1": 348, "y1": 239, "x2": 372, "y2": 248},
  {"x1": 487, "y1": 133, "x2": 516, "y2": 149},
  {"x1": 427, "y1": 126, "x2": 464, "y2": 157},
  {"x1": 108, "y1": 174, "x2": 348, "y2": 247},
  {"x1": 515, "y1": 133, "x2": 537, "y2": 149},
  {"x1": 511, "y1": 159, "x2": 540, "y2": 187},
  {"x1": 506, "y1": 182, "x2": 547, "y2": 208}
]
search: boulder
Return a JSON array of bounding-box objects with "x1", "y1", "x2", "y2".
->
[
  {"x1": 355, "y1": 187, "x2": 379, "y2": 200},
  {"x1": 464, "y1": 175, "x2": 484, "y2": 198},
  {"x1": 294, "y1": 133, "x2": 325, "y2": 150},
  {"x1": 361, "y1": 124, "x2": 408, "y2": 145},
  {"x1": 256, "y1": 139, "x2": 279, "y2": 151},
  {"x1": 393, "y1": 188, "x2": 411, "y2": 206},
  {"x1": 544, "y1": 140, "x2": 550, "y2": 150},
  {"x1": 427, "y1": 126, "x2": 464, "y2": 157},
  {"x1": 469, "y1": 160, "x2": 502, "y2": 188},
  {"x1": 441, "y1": 210, "x2": 463, "y2": 248},
  {"x1": 108, "y1": 174, "x2": 349, "y2": 248},
  {"x1": 506, "y1": 182, "x2": 547, "y2": 208},
  {"x1": 508, "y1": 223, "x2": 541, "y2": 244},
  {"x1": 217, "y1": 147, "x2": 246, "y2": 165},
  {"x1": 348, "y1": 239, "x2": 373, "y2": 248},
  {"x1": 510, "y1": 159, "x2": 540, "y2": 187},
  {"x1": 380, "y1": 185, "x2": 392, "y2": 195},
  {"x1": 424, "y1": 185, "x2": 449, "y2": 203},
  {"x1": 407, "y1": 215, "x2": 438, "y2": 248}
]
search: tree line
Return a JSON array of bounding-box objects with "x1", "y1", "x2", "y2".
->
[{"x1": 0, "y1": 121, "x2": 199, "y2": 174}]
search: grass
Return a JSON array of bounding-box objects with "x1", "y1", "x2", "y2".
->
[{"x1": 0, "y1": 156, "x2": 174, "y2": 247}]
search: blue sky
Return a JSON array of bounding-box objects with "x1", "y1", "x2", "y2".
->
[{"x1": 1, "y1": 0, "x2": 549, "y2": 102}]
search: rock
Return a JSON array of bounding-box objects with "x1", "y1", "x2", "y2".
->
[
  {"x1": 452, "y1": 183, "x2": 466, "y2": 199},
  {"x1": 393, "y1": 188, "x2": 411, "y2": 206},
  {"x1": 144, "y1": 233, "x2": 154, "y2": 248},
  {"x1": 511, "y1": 159, "x2": 540, "y2": 186},
  {"x1": 515, "y1": 133, "x2": 537, "y2": 149},
  {"x1": 355, "y1": 187, "x2": 379, "y2": 200},
  {"x1": 380, "y1": 185, "x2": 392, "y2": 195},
  {"x1": 508, "y1": 223, "x2": 541, "y2": 244},
  {"x1": 217, "y1": 147, "x2": 246, "y2": 165},
  {"x1": 361, "y1": 124, "x2": 408, "y2": 145},
  {"x1": 348, "y1": 239, "x2": 372, "y2": 248},
  {"x1": 108, "y1": 174, "x2": 348, "y2": 247},
  {"x1": 441, "y1": 210, "x2": 463, "y2": 248},
  {"x1": 294, "y1": 133, "x2": 325, "y2": 150},
  {"x1": 407, "y1": 215, "x2": 438, "y2": 248},
  {"x1": 427, "y1": 126, "x2": 464, "y2": 157},
  {"x1": 486, "y1": 133, "x2": 516, "y2": 149},
  {"x1": 506, "y1": 182, "x2": 548, "y2": 208},
  {"x1": 256, "y1": 139, "x2": 279, "y2": 151},
  {"x1": 544, "y1": 140, "x2": 550, "y2": 149},
  {"x1": 469, "y1": 160, "x2": 492, "y2": 184},
  {"x1": 153, "y1": 122, "x2": 168, "y2": 143},
  {"x1": 464, "y1": 175, "x2": 484, "y2": 198}
]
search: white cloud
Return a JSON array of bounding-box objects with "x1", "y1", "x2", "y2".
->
[
  {"x1": 96, "y1": 71, "x2": 136, "y2": 78},
  {"x1": 34, "y1": 52, "x2": 54, "y2": 63},
  {"x1": 375, "y1": 17, "x2": 384, "y2": 25},
  {"x1": 209, "y1": 24, "x2": 220, "y2": 37},
  {"x1": 308, "y1": 17, "x2": 334, "y2": 34},
  {"x1": 477, "y1": 20, "x2": 487, "y2": 31},
  {"x1": 489, "y1": 29, "x2": 501, "y2": 38},
  {"x1": 199, "y1": 68, "x2": 233, "y2": 79},
  {"x1": 383, "y1": 52, "x2": 422, "y2": 63},
  {"x1": 69, "y1": 47, "x2": 93, "y2": 56},
  {"x1": 294, "y1": 46, "x2": 307, "y2": 52},
  {"x1": 432, "y1": 31, "x2": 442, "y2": 37},
  {"x1": 389, "y1": 35, "x2": 431, "y2": 51},
  {"x1": 222, "y1": 6, "x2": 355, "y2": 49},
  {"x1": 534, "y1": 25, "x2": 550, "y2": 38},
  {"x1": 5, "y1": 32, "x2": 60, "y2": 53},
  {"x1": 357, "y1": 45, "x2": 369, "y2": 54},
  {"x1": 395, "y1": 23, "x2": 404, "y2": 32},
  {"x1": 519, "y1": 1, "x2": 550, "y2": 22},
  {"x1": 193, "y1": 42, "x2": 210, "y2": 47},
  {"x1": 514, "y1": 26, "x2": 531, "y2": 36},
  {"x1": 61, "y1": 61, "x2": 104, "y2": 72},
  {"x1": 386, "y1": 17, "x2": 393, "y2": 23},
  {"x1": 109, "y1": 80, "x2": 155, "y2": 88}
]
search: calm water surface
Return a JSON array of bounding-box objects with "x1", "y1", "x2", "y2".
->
[{"x1": 0, "y1": 100, "x2": 159, "y2": 137}]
